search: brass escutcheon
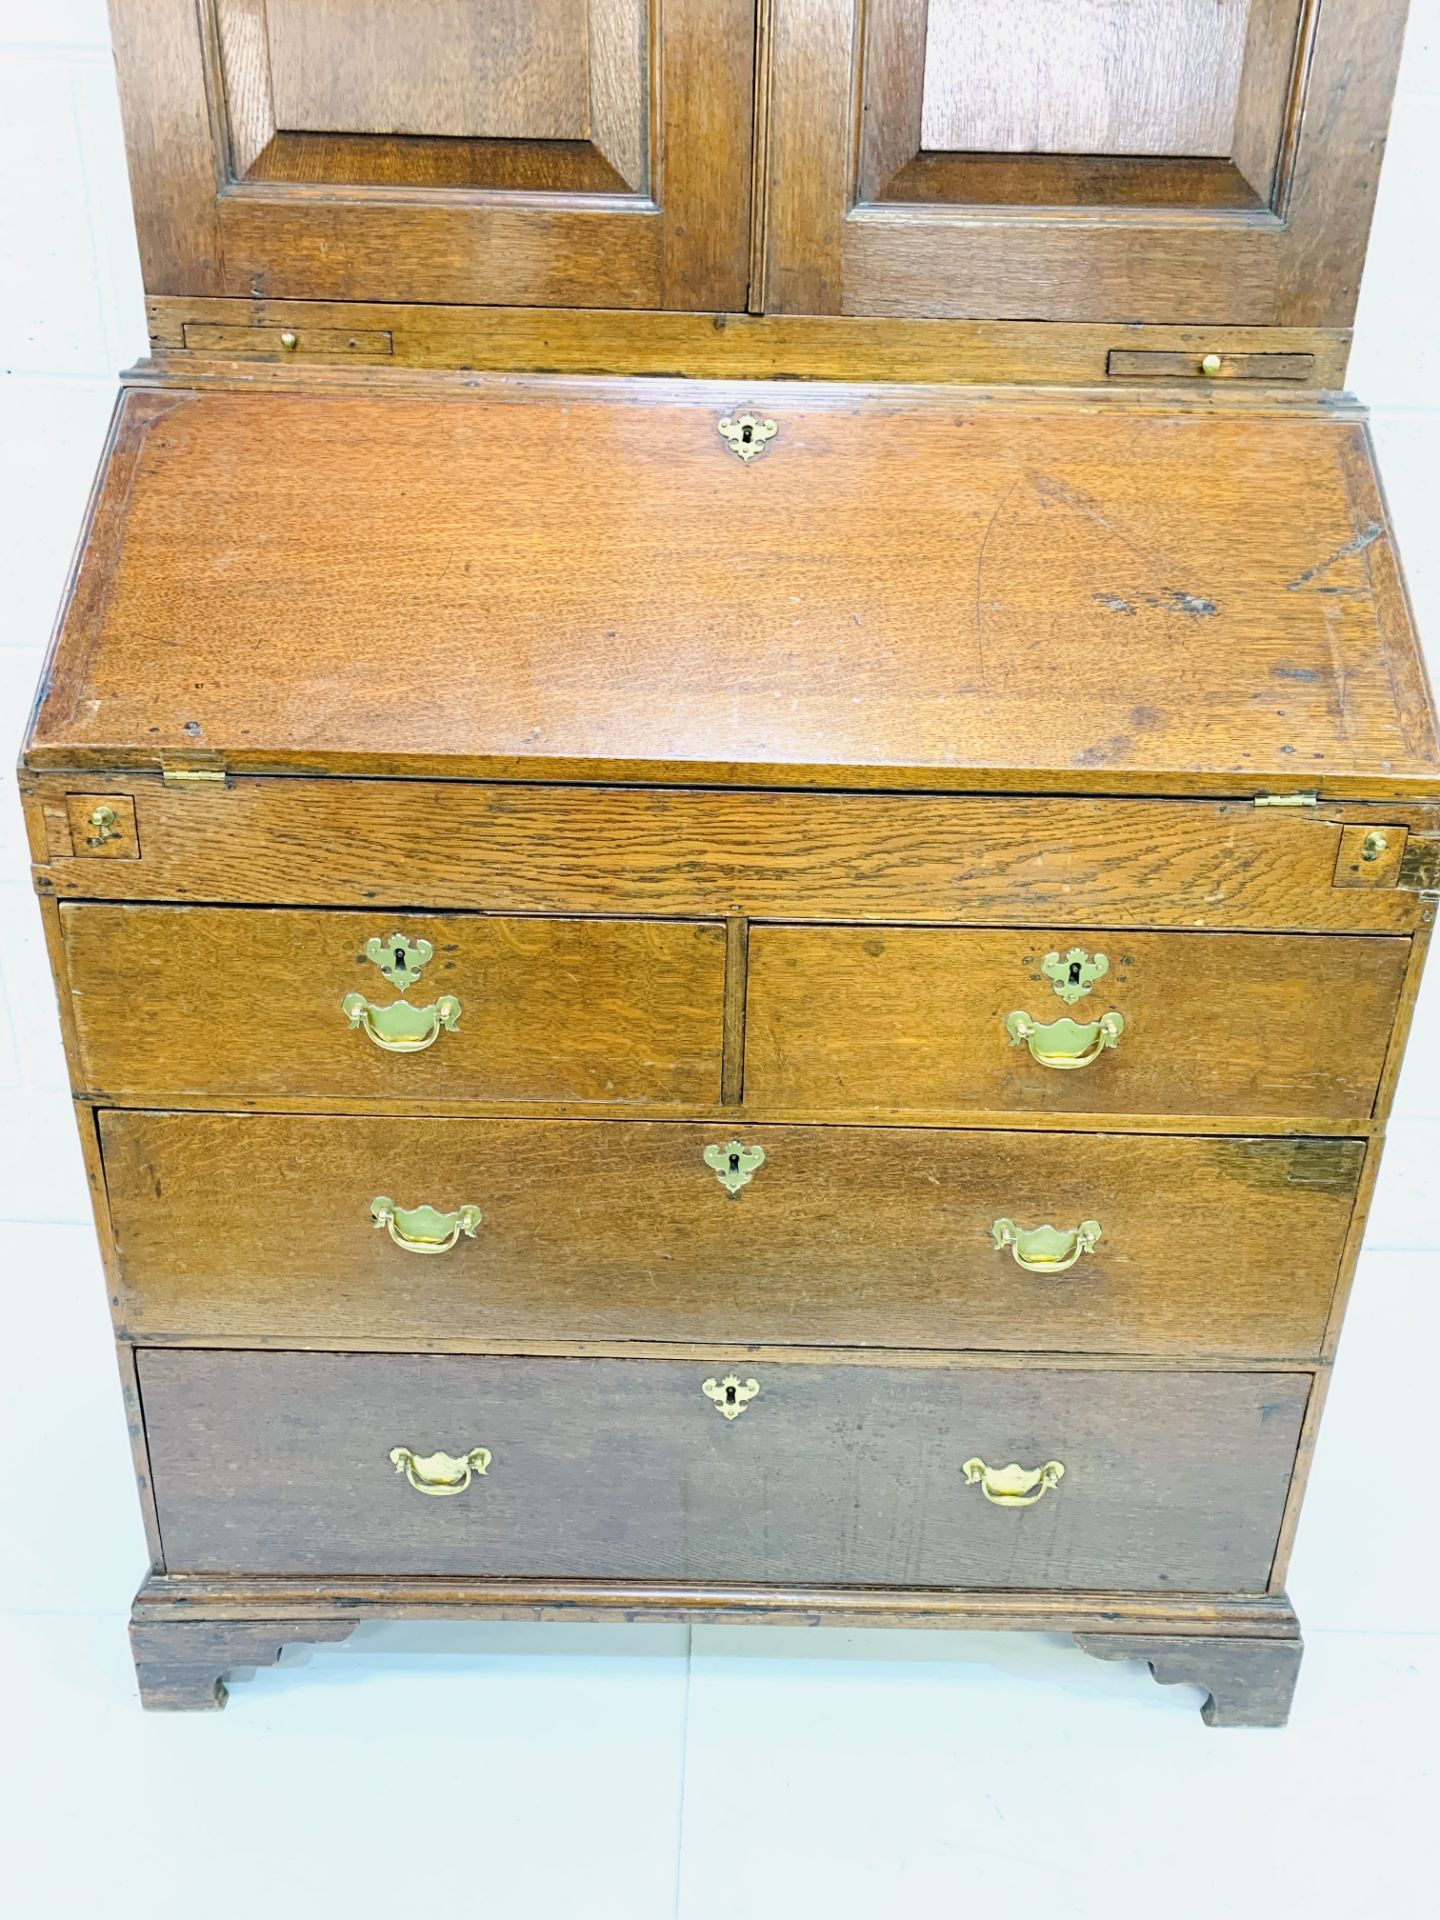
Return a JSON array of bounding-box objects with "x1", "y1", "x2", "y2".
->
[
  {"x1": 702, "y1": 1374, "x2": 759, "y2": 1419},
  {"x1": 1040, "y1": 947, "x2": 1109, "y2": 1005},
  {"x1": 703, "y1": 1138, "x2": 766, "y2": 1196},
  {"x1": 1005, "y1": 1009, "x2": 1124, "y2": 1069},
  {"x1": 990, "y1": 1218, "x2": 1102, "y2": 1273},
  {"x1": 717, "y1": 409, "x2": 778, "y2": 462},
  {"x1": 962, "y1": 1458, "x2": 1066, "y2": 1508},
  {"x1": 389, "y1": 1446, "x2": 491, "y2": 1495},
  {"x1": 364, "y1": 933, "x2": 433, "y2": 991},
  {"x1": 371, "y1": 1196, "x2": 483, "y2": 1254}
]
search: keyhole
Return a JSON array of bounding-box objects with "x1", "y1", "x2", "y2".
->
[
  {"x1": 728, "y1": 1152, "x2": 740, "y2": 1173},
  {"x1": 1068, "y1": 960, "x2": 1083, "y2": 986},
  {"x1": 394, "y1": 946, "x2": 407, "y2": 975},
  {"x1": 740, "y1": 423, "x2": 753, "y2": 445},
  {"x1": 725, "y1": 1383, "x2": 737, "y2": 1405}
]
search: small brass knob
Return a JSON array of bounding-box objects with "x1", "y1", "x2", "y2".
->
[
  {"x1": 1361, "y1": 831, "x2": 1389, "y2": 862},
  {"x1": 279, "y1": 330, "x2": 298, "y2": 350},
  {"x1": 1200, "y1": 353, "x2": 1223, "y2": 376}
]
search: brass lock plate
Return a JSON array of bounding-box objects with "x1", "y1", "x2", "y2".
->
[{"x1": 63, "y1": 793, "x2": 140, "y2": 860}]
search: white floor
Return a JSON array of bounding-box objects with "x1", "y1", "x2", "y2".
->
[{"x1": 3, "y1": 6, "x2": 1440, "y2": 1916}]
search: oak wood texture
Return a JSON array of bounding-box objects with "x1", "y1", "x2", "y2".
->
[
  {"x1": 764, "y1": 0, "x2": 1407, "y2": 326},
  {"x1": 146, "y1": 300, "x2": 1353, "y2": 387},
  {"x1": 61, "y1": 906, "x2": 725, "y2": 1106},
  {"x1": 25, "y1": 772, "x2": 1439, "y2": 933},
  {"x1": 137, "y1": 1350, "x2": 1308, "y2": 1589},
  {"x1": 745, "y1": 925, "x2": 1408, "y2": 1120},
  {"x1": 100, "y1": 1114, "x2": 1363, "y2": 1356},
  {"x1": 110, "y1": 0, "x2": 754, "y2": 310},
  {"x1": 1107, "y1": 350, "x2": 1316, "y2": 383},
  {"x1": 129, "y1": 1617, "x2": 356, "y2": 1709},
  {"x1": 24, "y1": 385, "x2": 1440, "y2": 801},
  {"x1": 1074, "y1": 1630, "x2": 1303, "y2": 1726}
]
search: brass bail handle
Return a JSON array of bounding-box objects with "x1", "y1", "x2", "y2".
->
[
  {"x1": 1005, "y1": 1009, "x2": 1123, "y2": 1070},
  {"x1": 990, "y1": 1218, "x2": 1102, "y2": 1274},
  {"x1": 342, "y1": 992, "x2": 462, "y2": 1054},
  {"x1": 962, "y1": 1459, "x2": 1066, "y2": 1508},
  {"x1": 389, "y1": 1446, "x2": 491, "y2": 1496},
  {"x1": 371, "y1": 1196, "x2": 483, "y2": 1254}
]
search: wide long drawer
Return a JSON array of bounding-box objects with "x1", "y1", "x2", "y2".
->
[
  {"x1": 138, "y1": 1350, "x2": 1308, "y2": 1590},
  {"x1": 745, "y1": 925, "x2": 1408, "y2": 1120},
  {"x1": 61, "y1": 905, "x2": 725, "y2": 1104},
  {"x1": 103, "y1": 1114, "x2": 1363, "y2": 1355}
]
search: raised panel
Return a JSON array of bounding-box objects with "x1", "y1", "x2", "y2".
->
[
  {"x1": 919, "y1": 0, "x2": 1250, "y2": 158},
  {"x1": 266, "y1": 0, "x2": 589, "y2": 140}
]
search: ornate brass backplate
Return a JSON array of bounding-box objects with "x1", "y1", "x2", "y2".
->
[
  {"x1": 371, "y1": 1195, "x2": 483, "y2": 1253},
  {"x1": 342, "y1": 992, "x2": 462, "y2": 1052},
  {"x1": 990, "y1": 1218, "x2": 1102, "y2": 1273},
  {"x1": 962, "y1": 1458, "x2": 1066, "y2": 1507},
  {"x1": 389, "y1": 1446, "x2": 491, "y2": 1495},
  {"x1": 704, "y1": 1138, "x2": 766, "y2": 1195},
  {"x1": 702, "y1": 1374, "x2": 760, "y2": 1419},
  {"x1": 717, "y1": 410, "x2": 778, "y2": 462},
  {"x1": 364, "y1": 933, "x2": 433, "y2": 991},
  {"x1": 1005, "y1": 1009, "x2": 1124, "y2": 1069},
  {"x1": 1041, "y1": 947, "x2": 1109, "y2": 1004}
]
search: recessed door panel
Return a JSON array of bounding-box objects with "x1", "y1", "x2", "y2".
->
[{"x1": 113, "y1": 0, "x2": 754, "y2": 307}]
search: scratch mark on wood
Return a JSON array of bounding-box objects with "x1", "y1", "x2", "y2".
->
[{"x1": 1285, "y1": 522, "x2": 1383, "y2": 591}]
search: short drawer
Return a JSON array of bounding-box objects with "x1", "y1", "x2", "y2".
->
[
  {"x1": 103, "y1": 1113, "x2": 1363, "y2": 1356},
  {"x1": 61, "y1": 905, "x2": 725, "y2": 1105},
  {"x1": 138, "y1": 1350, "x2": 1308, "y2": 1590},
  {"x1": 745, "y1": 925, "x2": 1407, "y2": 1120}
]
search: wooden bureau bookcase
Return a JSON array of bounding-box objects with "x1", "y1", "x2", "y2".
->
[{"x1": 19, "y1": 0, "x2": 1438, "y2": 1723}]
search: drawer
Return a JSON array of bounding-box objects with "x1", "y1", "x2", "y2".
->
[
  {"x1": 138, "y1": 1350, "x2": 1309, "y2": 1590},
  {"x1": 61, "y1": 905, "x2": 725, "y2": 1105},
  {"x1": 103, "y1": 1113, "x2": 1362, "y2": 1356},
  {"x1": 745, "y1": 926, "x2": 1408, "y2": 1120}
]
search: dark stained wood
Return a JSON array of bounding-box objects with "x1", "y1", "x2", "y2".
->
[
  {"x1": 27, "y1": 775, "x2": 1440, "y2": 934},
  {"x1": 132, "y1": 1570, "x2": 1302, "y2": 1634},
  {"x1": 137, "y1": 1350, "x2": 1309, "y2": 1589},
  {"x1": 1075, "y1": 1631, "x2": 1303, "y2": 1727},
  {"x1": 745, "y1": 925, "x2": 1409, "y2": 1120},
  {"x1": 61, "y1": 906, "x2": 726, "y2": 1106},
  {"x1": 101, "y1": 1115, "x2": 1363, "y2": 1356},
  {"x1": 129, "y1": 1618, "x2": 356, "y2": 1710},
  {"x1": 25, "y1": 385, "x2": 1440, "y2": 798}
]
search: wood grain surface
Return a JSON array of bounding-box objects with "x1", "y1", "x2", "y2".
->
[
  {"x1": 745, "y1": 925, "x2": 1408, "y2": 1119},
  {"x1": 26, "y1": 385, "x2": 1440, "y2": 798},
  {"x1": 101, "y1": 1114, "x2": 1361, "y2": 1356},
  {"x1": 137, "y1": 1349, "x2": 1309, "y2": 1589},
  {"x1": 27, "y1": 773, "x2": 1439, "y2": 933},
  {"x1": 62, "y1": 906, "x2": 725, "y2": 1105}
]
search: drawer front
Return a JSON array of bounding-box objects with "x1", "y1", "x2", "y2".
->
[
  {"x1": 104, "y1": 1113, "x2": 1362, "y2": 1356},
  {"x1": 61, "y1": 906, "x2": 725, "y2": 1104},
  {"x1": 139, "y1": 1350, "x2": 1308, "y2": 1590},
  {"x1": 746, "y1": 926, "x2": 1407, "y2": 1120}
]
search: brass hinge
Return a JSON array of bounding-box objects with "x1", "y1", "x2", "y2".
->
[
  {"x1": 1253, "y1": 791, "x2": 1319, "y2": 808},
  {"x1": 1398, "y1": 835, "x2": 1440, "y2": 893}
]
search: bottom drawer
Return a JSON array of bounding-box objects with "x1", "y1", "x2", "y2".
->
[{"x1": 139, "y1": 1352, "x2": 1308, "y2": 1592}]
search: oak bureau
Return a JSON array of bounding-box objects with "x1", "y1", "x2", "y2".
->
[{"x1": 19, "y1": 0, "x2": 1439, "y2": 1723}]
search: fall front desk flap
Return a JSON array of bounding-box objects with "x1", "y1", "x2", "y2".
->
[{"x1": 25, "y1": 380, "x2": 1440, "y2": 799}]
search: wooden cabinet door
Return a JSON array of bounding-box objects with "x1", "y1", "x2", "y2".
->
[
  {"x1": 112, "y1": 0, "x2": 755, "y2": 310},
  {"x1": 762, "y1": 0, "x2": 1405, "y2": 324}
]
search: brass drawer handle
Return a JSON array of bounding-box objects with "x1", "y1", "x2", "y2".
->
[
  {"x1": 990, "y1": 1217, "x2": 1101, "y2": 1273},
  {"x1": 963, "y1": 1458, "x2": 1066, "y2": 1507},
  {"x1": 1005, "y1": 1010, "x2": 1123, "y2": 1069},
  {"x1": 342, "y1": 992, "x2": 461, "y2": 1053},
  {"x1": 371, "y1": 1195, "x2": 482, "y2": 1254},
  {"x1": 389, "y1": 1446, "x2": 491, "y2": 1496}
]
